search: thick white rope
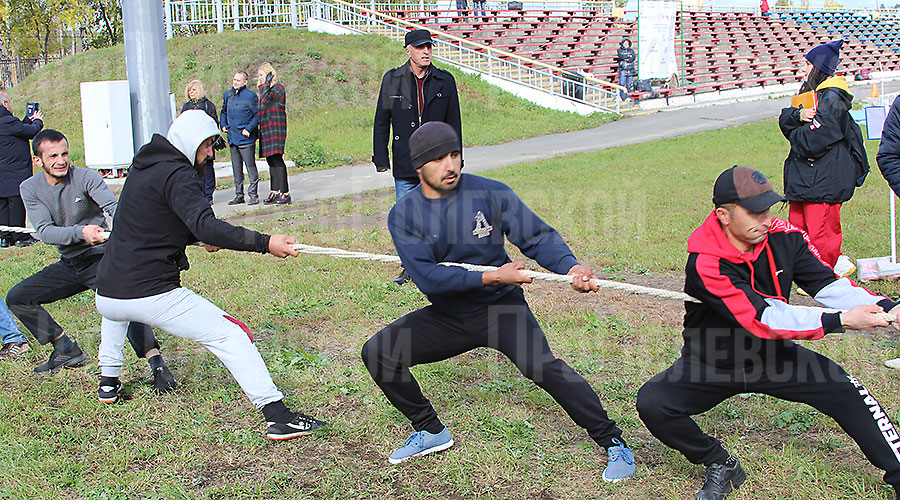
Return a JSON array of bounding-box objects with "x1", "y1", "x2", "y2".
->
[
  {"x1": 289, "y1": 243, "x2": 895, "y2": 321},
  {"x1": 2, "y1": 227, "x2": 889, "y2": 321},
  {"x1": 0, "y1": 225, "x2": 36, "y2": 234}
]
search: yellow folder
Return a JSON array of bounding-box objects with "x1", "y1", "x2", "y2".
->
[{"x1": 792, "y1": 90, "x2": 816, "y2": 109}]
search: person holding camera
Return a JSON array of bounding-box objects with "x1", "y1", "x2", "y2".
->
[
  {"x1": 221, "y1": 71, "x2": 259, "y2": 206},
  {"x1": 0, "y1": 91, "x2": 42, "y2": 247},
  {"x1": 181, "y1": 80, "x2": 224, "y2": 205},
  {"x1": 256, "y1": 63, "x2": 290, "y2": 206}
]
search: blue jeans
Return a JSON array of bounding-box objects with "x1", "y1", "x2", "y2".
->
[
  {"x1": 618, "y1": 73, "x2": 634, "y2": 100},
  {"x1": 394, "y1": 178, "x2": 420, "y2": 202},
  {"x1": 0, "y1": 301, "x2": 25, "y2": 344}
]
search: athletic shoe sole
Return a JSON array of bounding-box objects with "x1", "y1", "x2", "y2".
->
[
  {"x1": 388, "y1": 438, "x2": 454, "y2": 464},
  {"x1": 602, "y1": 470, "x2": 634, "y2": 483},
  {"x1": 98, "y1": 393, "x2": 119, "y2": 404},
  {"x1": 266, "y1": 429, "x2": 314, "y2": 441},
  {"x1": 34, "y1": 351, "x2": 87, "y2": 375}
]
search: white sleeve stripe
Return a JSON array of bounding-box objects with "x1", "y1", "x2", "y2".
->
[
  {"x1": 812, "y1": 278, "x2": 883, "y2": 310},
  {"x1": 760, "y1": 298, "x2": 825, "y2": 332}
]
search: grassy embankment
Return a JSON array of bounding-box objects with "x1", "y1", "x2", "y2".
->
[{"x1": 7, "y1": 27, "x2": 615, "y2": 183}]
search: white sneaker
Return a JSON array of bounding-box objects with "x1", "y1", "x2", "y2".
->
[
  {"x1": 885, "y1": 358, "x2": 900, "y2": 370},
  {"x1": 834, "y1": 255, "x2": 856, "y2": 277}
]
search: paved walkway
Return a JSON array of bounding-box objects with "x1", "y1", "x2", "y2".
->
[{"x1": 213, "y1": 81, "x2": 900, "y2": 218}]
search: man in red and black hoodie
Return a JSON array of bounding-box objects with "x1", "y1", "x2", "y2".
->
[{"x1": 637, "y1": 166, "x2": 900, "y2": 500}]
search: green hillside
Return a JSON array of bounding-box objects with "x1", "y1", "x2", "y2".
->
[{"x1": 9, "y1": 28, "x2": 614, "y2": 169}]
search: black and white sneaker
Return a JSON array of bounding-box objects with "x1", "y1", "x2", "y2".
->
[
  {"x1": 266, "y1": 413, "x2": 328, "y2": 441},
  {"x1": 152, "y1": 365, "x2": 177, "y2": 393},
  {"x1": 33, "y1": 344, "x2": 87, "y2": 375},
  {"x1": 98, "y1": 378, "x2": 122, "y2": 404}
]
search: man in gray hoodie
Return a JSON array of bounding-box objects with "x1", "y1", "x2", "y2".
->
[{"x1": 7, "y1": 129, "x2": 174, "y2": 388}]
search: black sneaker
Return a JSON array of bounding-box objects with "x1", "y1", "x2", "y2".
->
[
  {"x1": 696, "y1": 457, "x2": 746, "y2": 500},
  {"x1": 98, "y1": 378, "x2": 122, "y2": 403},
  {"x1": 266, "y1": 413, "x2": 329, "y2": 441},
  {"x1": 152, "y1": 365, "x2": 177, "y2": 393},
  {"x1": 14, "y1": 236, "x2": 38, "y2": 247},
  {"x1": 33, "y1": 344, "x2": 87, "y2": 375},
  {"x1": 393, "y1": 269, "x2": 411, "y2": 285},
  {"x1": 227, "y1": 195, "x2": 245, "y2": 205}
]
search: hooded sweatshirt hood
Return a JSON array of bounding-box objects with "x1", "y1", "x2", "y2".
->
[
  {"x1": 816, "y1": 75, "x2": 852, "y2": 108},
  {"x1": 165, "y1": 109, "x2": 220, "y2": 165}
]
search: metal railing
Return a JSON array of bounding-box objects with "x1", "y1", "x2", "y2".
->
[
  {"x1": 310, "y1": 0, "x2": 622, "y2": 113},
  {"x1": 164, "y1": 0, "x2": 311, "y2": 36},
  {"x1": 164, "y1": 0, "x2": 618, "y2": 34}
]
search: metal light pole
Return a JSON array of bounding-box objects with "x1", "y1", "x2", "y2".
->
[{"x1": 123, "y1": 0, "x2": 173, "y2": 152}]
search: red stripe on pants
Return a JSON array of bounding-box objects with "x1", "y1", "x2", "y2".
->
[{"x1": 788, "y1": 201, "x2": 842, "y2": 267}]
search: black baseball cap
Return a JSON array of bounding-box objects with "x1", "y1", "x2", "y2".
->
[
  {"x1": 405, "y1": 29, "x2": 434, "y2": 47},
  {"x1": 713, "y1": 166, "x2": 785, "y2": 212}
]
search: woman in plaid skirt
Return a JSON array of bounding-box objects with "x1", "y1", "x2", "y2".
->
[{"x1": 257, "y1": 63, "x2": 290, "y2": 205}]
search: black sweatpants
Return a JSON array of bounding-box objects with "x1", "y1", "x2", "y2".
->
[
  {"x1": 0, "y1": 195, "x2": 27, "y2": 243},
  {"x1": 637, "y1": 342, "x2": 900, "y2": 489},
  {"x1": 361, "y1": 288, "x2": 624, "y2": 448},
  {"x1": 6, "y1": 251, "x2": 159, "y2": 356}
]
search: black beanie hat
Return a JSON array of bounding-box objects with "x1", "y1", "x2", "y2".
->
[{"x1": 410, "y1": 121, "x2": 460, "y2": 170}]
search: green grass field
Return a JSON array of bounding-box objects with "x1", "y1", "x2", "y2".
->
[
  {"x1": 2, "y1": 115, "x2": 900, "y2": 500},
  {"x1": 6, "y1": 28, "x2": 614, "y2": 173}
]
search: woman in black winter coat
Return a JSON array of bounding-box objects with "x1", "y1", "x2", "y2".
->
[
  {"x1": 181, "y1": 80, "x2": 221, "y2": 204},
  {"x1": 617, "y1": 38, "x2": 637, "y2": 101},
  {"x1": 778, "y1": 39, "x2": 866, "y2": 269}
]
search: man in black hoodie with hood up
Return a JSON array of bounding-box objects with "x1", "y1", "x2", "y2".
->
[{"x1": 94, "y1": 110, "x2": 327, "y2": 441}]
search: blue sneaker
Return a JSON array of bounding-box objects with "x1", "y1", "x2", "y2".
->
[
  {"x1": 388, "y1": 427, "x2": 454, "y2": 464},
  {"x1": 602, "y1": 437, "x2": 636, "y2": 482}
]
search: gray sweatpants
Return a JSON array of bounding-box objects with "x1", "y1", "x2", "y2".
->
[{"x1": 96, "y1": 287, "x2": 283, "y2": 408}]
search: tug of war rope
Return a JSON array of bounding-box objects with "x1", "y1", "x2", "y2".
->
[{"x1": 2, "y1": 225, "x2": 894, "y2": 322}]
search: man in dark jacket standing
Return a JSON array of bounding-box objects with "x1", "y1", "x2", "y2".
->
[
  {"x1": 94, "y1": 110, "x2": 326, "y2": 440},
  {"x1": 617, "y1": 38, "x2": 637, "y2": 101},
  {"x1": 0, "y1": 91, "x2": 42, "y2": 247},
  {"x1": 637, "y1": 166, "x2": 900, "y2": 500},
  {"x1": 778, "y1": 40, "x2": 863, "y2": 269},
  {"x1": 221, "y1": 71, "x2": 259, "y2": 206},
  {"x1": 373, "y1": 29, "x2": 462, "y2": 202},
  {"x1": 373, "y1": 28, "x2": 462, "y2": 285}
]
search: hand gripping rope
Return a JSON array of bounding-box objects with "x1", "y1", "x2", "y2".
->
[{"x1": 1, "y1": 225, "x2": 891, "y2": 322}]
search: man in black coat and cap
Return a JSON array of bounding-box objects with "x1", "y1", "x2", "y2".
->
[
  {"x1": 0, "y1": 91, "x2": 42, "y2": 247},
  {"x1": 373, "y1": 28, "x2": 463, "y2": 284}
]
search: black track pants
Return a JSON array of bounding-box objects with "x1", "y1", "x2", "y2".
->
[
  {"x1": 6, "y1": 252, "x2": 160, "y2": 356},
  {"x1": 362, "y1": 288, "x2": 624, "y2": 447},
  {"x1": 636, "y1": 342, "x2": 900, "y2": 489}
]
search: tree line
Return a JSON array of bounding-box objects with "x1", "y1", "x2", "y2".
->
[{"x1": 0, "y1": 0, "x2": 123, "y2": 62}]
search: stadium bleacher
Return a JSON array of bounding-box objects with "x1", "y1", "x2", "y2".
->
[
  {"x1": 781, "y1": 10, "x2": 900, "y2": 53},
  {"x1": 382, "y1": 7, "x2": 900, "y2": 101}
]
